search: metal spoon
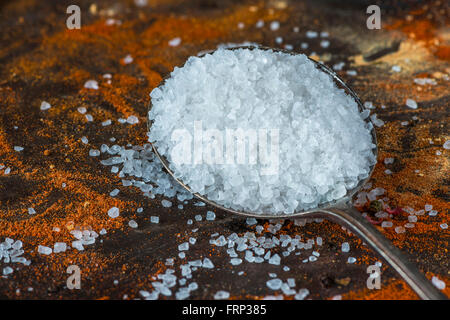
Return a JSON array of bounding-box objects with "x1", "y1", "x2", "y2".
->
[{"x1": 148, "y1": 46, "x2": 447, "y2": 300}]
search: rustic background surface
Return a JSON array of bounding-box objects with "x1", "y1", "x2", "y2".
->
[{"x1": 0, "y1": 0, "x2": 448, "y2": 299}]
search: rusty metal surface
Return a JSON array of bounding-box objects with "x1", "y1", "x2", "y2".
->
[{"x1": 0, "y1": 0, "x2": 448, "y2": 299}]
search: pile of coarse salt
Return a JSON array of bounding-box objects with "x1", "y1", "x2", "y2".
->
[{"x1": 148, "y1": 48, "x2": 376, "y2": 214}]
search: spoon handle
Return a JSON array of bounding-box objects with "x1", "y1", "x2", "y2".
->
[{"x1": 310, "y1": 204, "x2": 447, "y2": 300}]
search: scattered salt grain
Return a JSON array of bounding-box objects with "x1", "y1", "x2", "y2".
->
[
  {"x1": 320, "y1": 40, "x2": 330, "y2": 48},
  {"x1": 110, "y1": 189, "x2": 120, "y2": 197},
  {"x1": 168, "y1": 37, "x2": 181, "y2": 47},
  {"x1": 347, "y1": 257, "x2": 356, "y2": 264},
  {"x1": 37, "y1": 245, "x2": 52, "y2": 255},
  {"x1": 306, "y1": 30, "x2": 318, "y2": 38},
  {"x1": 161, "y1": 200, "x2": 172, "y2": 208},
  {"x1": 214, "y1": 290, "x2": 230, "y2": 300},
  {"x1": 81, "y1": 136, "x2": 88, "y2": 144},
  {"x1": 14, "y1": 146, "x2": 24, "y2": 152},
  {"x1": 270, "y1": 21, "x2": 280, "y2": 31},
  {"x1": 443, "y1": 140, "x2": 450, "y2": 149},
  {"x1": 266, "y1": 279, "x2": 282, "y2": 290},
  {"x1": 206, "y1": 211, "x2": 216, "y2": 221},
  {"x1": 150, "y1": 216, "x2": 159, "y2": 224},
  {"x1": 126, "y1": 115, "x2": 139, "y2": 124},
  {"x1": 28, "y1": 207, "x2": 36, "y2": 215},
  {"x1": 341, "y1": 242, "x2": 350, "y2": 252},
  {"x1": 123, "y1": 54, "x2": 133, "y2": 64},
  {"x1": 54, "y1": 242, "x2": 67, "y2": 253},
  {"x1": 440, "y1": 223, "x2": 448, "y2": 230},
  {"x1": 84, "y1": 80, "x2": 99, "y2": 90},
  {"x1": 89, "y1": 149, "x2": 100, "y2": 157},
  {"x1": 40, "y1": 101, "x2": 51, "y2": 110},
  {"x1": 128, "y1": 220, "x2": 138, "y2": 228},
  {"x1": 255, "y1": 20, "x2": 264, "y2": 28},
  {"x1": 230, "y1": 258, "x2": 242, "y2": 265},
  {"x1": 431, "y1": 276, "x2": 446, "y2": 290},
  {"x1": 406, "y1": 99, "x2": 418, "y2": 109},
  {"x1": 107, "y1": 206, "x2": 120, "y2": 218}
]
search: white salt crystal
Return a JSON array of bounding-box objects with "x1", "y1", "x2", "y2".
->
[
  {"x1": 347, "y1": 257, "x2": 356, "y2": 263},
  {"x1": 214, "y1": 290, "x2": 230, "y2": 300},
  {"x1": 306, "y1": 30, "x2": 318, "y2": 38},
  {"x1": 255, "y1": 20, "x2": 264, "y2": 28},
  {"x1": 28, "y1": 207, "x2": 36, "y2": 215},
  {"x1": 195, "y1": 215, "x2": 202, "y2": 221},
  {"x1": 168, "y1": 37, "x2": 181, "y2": 47},
  {"x1": 54, "y1": 242, "x2": 67, "y2": 253},
  {"x1": 320, "y1": 40, "x2": 330, "y2": 48},
  {"x1": 381, "y1": 221, "x2": 393, "y2": 228},
  {"x1": 110, "y1": 189, "x2": 120, "y2": 197},
  {"x1": 81, "y1": 136, "x2": 88, "y2": 144},
  {"x1": 126, "y1": 115, "x2": 139, "y2": 124},
  {"x1": 391, "y1": 65, "x2": 401, "y2": 72},
  {"x1": 270, "y1": 21, "x2": 280, "y2": 31},
  {"x1": 77, "y1": 107, "x2": 87, "y2": 114},
  {"x1": 128, "y1": 220, "x2": 138, "y2": 228},
  {"x1": 268, "y1": 254, "x2": 281, "y2": 265},
  {"x1": 384, "y1": 157, "x2": 394, "y2": 164},
  {"x1": 102, "y1": 119, "x2": 112, "y2": 126},
  {"x1": 89, "y1": 149, "x2": 100, "y2": 157},
  {"x1": 3, "y1": 267, "x2": 13, "y2": 276},
  {"x1": 206, "y1": 211, "x2": 216, "y2": 221},
  {"x1": 14, "y1": 146, "x2": 24, "y2": 152},
  {"x1": 440, "y1": 223, "x2": 448, "y2": 230},
  {"x1": 341, "y1": 242, "x2": 350, "y2": 252},
  {"x1": 40, "y1": 101, "x2": 51, "y2": 110},
  {"x1": 202, "y1": 258, "x2": 214, "y2": 268},
  {"x1": 150, "y1": 216, "x2": 159, "y2": 223},
  {"x1": 443, "y1": 140, "x2": 450, "y2": 149},
  {"x1": 395, "y1": 226, "x2": 406, "y2": 234},
  {"x1": 108, "y1": 206, "x2": 120, "y2": 218},
  {"x1": 84, "y1": 80, "x2": 99, "y2": 90},
  {"x1": 123, "y1": 54, "x2": 133, "y2": 64},
  {"x1": 428, "y1": 210, "x2": 438, "y2": 216},
  {"x1": 406, "y1": 99, "x2": 418, "y2": 109},
  {"x1": 38, "y1": 245, "x2": 52, "y2": 255},
  {"x1": 178, "y1": 242, "x2": 189, "y2": 251},
  {"x1": 230, "y1": 258, "x2": 242, "y2": 265},
  {"x1": 295, "y1": 288, "x2": 309, "y2": 300},
  {"x1": 161, "y1": 200, "x2": 172, "y2": 208},
  {"x1": 266, "y1": 279, "x2": 282, "y2": 290},
  {"x1": 85, "y1": 114, "x2": 93, "y2": 121},
  {"x1": 316, "y1": 237, "x2": 323, "y2": 246},
  {"x1": 431, "y1": 276, "x2": 446, "y2": 290}
]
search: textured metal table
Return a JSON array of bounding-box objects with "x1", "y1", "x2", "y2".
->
[{"x1": 0, "y1": 0, "x2": 448, "y2": 299}]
